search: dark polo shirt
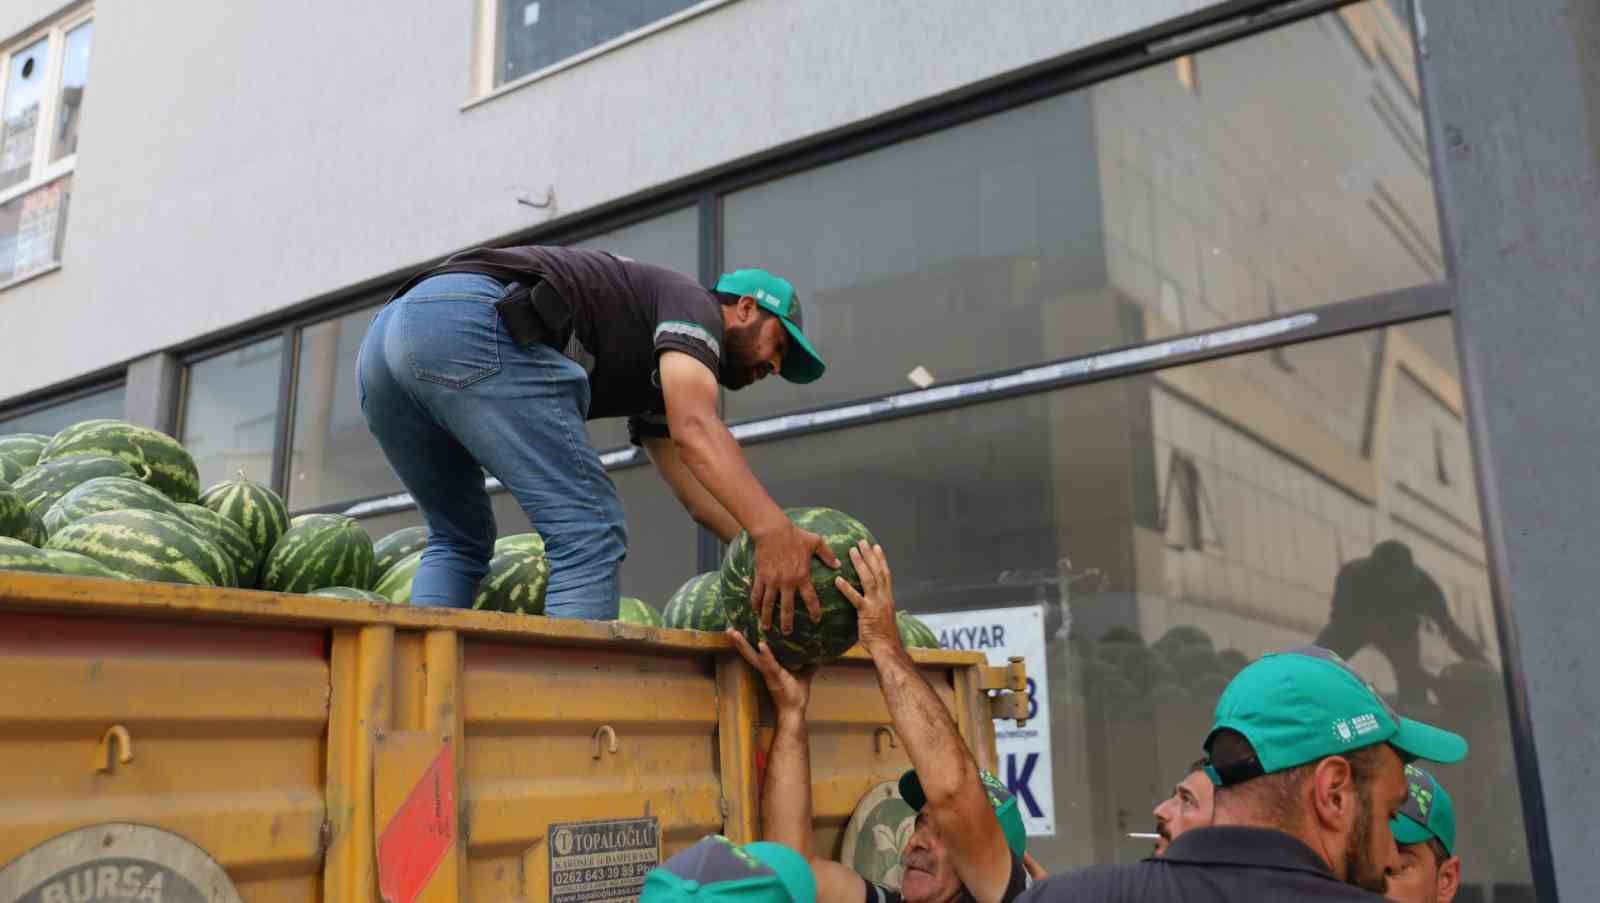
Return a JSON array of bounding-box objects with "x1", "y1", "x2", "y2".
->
[{"x1": 1016, "y1": 826, "x2": 1387, "y2": 902}]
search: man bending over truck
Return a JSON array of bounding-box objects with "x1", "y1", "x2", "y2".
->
[{"x1": 729, "y1": 541, "x2": 1033, "y2": 903}]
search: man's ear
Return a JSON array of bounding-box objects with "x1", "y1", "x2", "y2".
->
[
  {"x1": 1437, "y1": 855, "x2": 1462, "y2": 902},
  {"x1": 1309, "y1": 756, "x2": 1357, "y2": 832},
  {"x1": 736, "y1": 294, "x2": 759, "y2": 323}
]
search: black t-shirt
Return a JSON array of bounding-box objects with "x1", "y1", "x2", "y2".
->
[
  {"x1": 1015, "y1": 827, "x2": 1388, "y2": 903},
  {"x1": 392, "y1": 245, "x2": 724, "y2": 441},
  {"x1": 865, "y1": 850, "x2": 1031, "y2": 903}
]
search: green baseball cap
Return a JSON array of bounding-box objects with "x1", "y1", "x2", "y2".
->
[
  {"x1": 1391, "y1": 764, "x2": 1457, "y2": 856},
  {"x1": 714, "y1": 268, "x2": 825, "y2": 384},
  {"x1": 1204, "y1": 646, "x2": 1467, "y2": 786},
  {"x1": 642, "y1": 835, "x2": 816, "y2": 903},
  {"x1": 898, "y1": 769, "x2": 1027, "y2": 857}
]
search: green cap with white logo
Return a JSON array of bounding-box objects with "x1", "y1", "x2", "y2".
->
[
  {"x1": 898, "y1": 769, "x2": 1027, "y2": 857},
  {"x1": 1391, "y1": 764, "x2": 1457, "y2": 856},
  {"x1": 1203, "y1": 646, "x2": 1468, "y2": 786},
  {"x1": 641, "y1": 835, "x2": 816, "y2": 903},
  {"x1": 714, "y1": 268, "x2": 826, "y2": 384}
]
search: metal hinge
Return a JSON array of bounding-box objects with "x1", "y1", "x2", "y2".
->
[{"x1": 979, "y1": 656, "x2": 1030, "y2": 728}]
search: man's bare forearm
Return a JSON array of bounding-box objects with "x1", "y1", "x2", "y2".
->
[
  {"x1": 672, "y1": 415, "x2": 787, "y2": 538},
  {"x1": 869, "y1": 640, "x2": 977, "y2": 808},
  {"x1": 761, "y1": 710, "x2": 815, "y2": 858}
]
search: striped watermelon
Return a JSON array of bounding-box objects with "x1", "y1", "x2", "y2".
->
[
  {"x1": 0, "y1": 456, "x2": 21, "y2": 485},
  {"x1": 41, "y1": 549, "x2": 124, "y2": 580},
  {"x1": 178, "y1": 503, "x2": 261, "y2": 589},
  {"x1": 260, "y1": 514, "x2": 374, "y2": 594},
  {"x1": 618, "y1": 596, "x2": 663, "y2": 627},
  {"x1": 43, "y1": 476, "x2": 185, "y2": 536},
  {"x1": 17, "y1": 507, "x2": 46, "y2": 547},
  {"x1": 0, "y1": 481, "x2": 30, "y2": 543},
  {"x1": 311, "y1": 586, "x2": 390, "y2": 602},
  {"x1": 494, "y1": 532, "x2": 546, "y2": 557},
  {"x1": 472, "y1": 548, "x2": 549, "y2": 614},
  {"x1": 198, "y1": 476, "x2": 289, "y2": 567},
  {"x1": 374, "y1": 550, "x2": 421, "y2": 603},
  {"x1": 13, "y1": 455, "x2": 142, "y2": 514},
  {"x1": 373, "y1": 526, "x2": 428, "y2": 581},
  {"x1": 663, "y1": 572, "x2": 725, "y2": 631},
  {"x1": 40, "y1": 420, "x2": 200, "y2": 503},
  {"x1": 46, "y1": 509, "x2": 235, "y2": 586},
  {"x1": 720, "y1": 507, "x2": 875, "y2": 670},
  {"x1": 897, "y1": 611, "x2": 941, "y2": 649},
  {"x1": 0, "y1": 434, "x2": 49, "y2": 475},
  {"x1": 0, "y1": 536, "x2": 59, "y2": 574}
]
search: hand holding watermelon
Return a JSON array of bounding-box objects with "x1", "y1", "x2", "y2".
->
[
  {"x1": 724, "y1": 626, "x2": 816, "y2": 716},
  {"x1": 833, "y1": 540, "x2": 902, "y2": 653},
  {"x1": 751, "y1": 520, "x2": 841, "y2": 635}
]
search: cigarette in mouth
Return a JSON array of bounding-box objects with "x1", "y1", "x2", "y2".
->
[{"x1": 1126, "y1": 833, "x2": 1161, "y2": 840}]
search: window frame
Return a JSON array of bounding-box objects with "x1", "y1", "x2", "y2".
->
[
  {"x1": 465, "y1": 0, "x2": 742, "y2": 108},
  {"x1": 0, "y1": 3, "x2": 93, "y2": 291}
]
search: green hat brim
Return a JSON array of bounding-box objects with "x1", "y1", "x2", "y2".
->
[
  {"x1": 776, "y1": 317, "x2": 825, "y2": 384},
  {"x1": 1390, "y1": 813, "x2": 1438, "y2": 848},
  {"x1": 897, "y1": 770, "x2": 1027, "y2": 857},
  {"x1": 1391, "y1": 716, "x2": 1468, "y2": 765}
]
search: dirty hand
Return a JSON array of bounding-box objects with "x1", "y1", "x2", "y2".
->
[
  {"x1": 833, "y1": 541, "x2": 900, "y2": 652},
  {"x1": 726, "y1": 628, "x2": 816, "y2": 713},
  {"x1": 751, "y1": 523, "x2": 841, "y2": 635}
]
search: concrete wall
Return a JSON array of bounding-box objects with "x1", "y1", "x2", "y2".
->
[
  {"x1": 0, "y1": 0, "x2": 1226, "y2": 401},
  {"x1": 0, "y1": 0, "x2": 74, "y2": 43}
]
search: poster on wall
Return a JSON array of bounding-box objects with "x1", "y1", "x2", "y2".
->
[{"x1": 919, "y1": 605, "x2": 1055, "y2": 837}]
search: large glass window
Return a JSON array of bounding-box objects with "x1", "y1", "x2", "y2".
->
[
  {"x1": 738, "y1": 317, "x2": 1530, "y2": 897},
  {"x1": 49, "y1": 21, "x2": 92, "y2": 164},
  {"x1": 572, "y1": 205, "x2": 700, "y2": 451},
  {"x1": 723, "y1": 0, "x2": 1439, "y2": 420},
  {"x1": 496, "y1": 0, "x2": 709, "y2": 87},
  {"x1": 0, "y1": 37, "x2": 48, "y2": 191},
  {"x1": 0, "y1": 173, "x2": 69, "y2": 282},
  {"x1": 0, "y1": 383, "x2": 123, "y2": 436},
  {"x1": 180, "y1": 336, "x2": 285, "y2": 488},
  {"x1": 287, "y1": 305, "x2": 395, "y2": 509}
]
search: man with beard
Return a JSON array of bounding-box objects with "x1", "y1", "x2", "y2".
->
[
  {"x1": 358, "y1": 247, "x2": 836, "y2": 620},
  {"x1": 1385, "y1": 765, "x2": 1461, "y2": 903},
  {"x1": 1017, "y1": 647, "x2": 1467, "y2": 902},
  {"x1": 1150, "y1": 758, "x2": 1213, "y2": 856},
  {"x1": 730, "y1": 541, "x2": 1033, "y2": 903}
]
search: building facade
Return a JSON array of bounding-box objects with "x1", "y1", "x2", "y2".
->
[{"x1": 1, "y1": 1, "x2": 1594, "y2": 900}]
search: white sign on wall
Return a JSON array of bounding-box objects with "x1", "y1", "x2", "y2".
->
[{"x1": 919, "y1": 605, "x2": 1055, "y2": 837}]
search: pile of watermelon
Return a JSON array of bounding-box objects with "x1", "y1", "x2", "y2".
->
[{"x1": 0, "y1": 419, "x2": 550, "y2": 612}]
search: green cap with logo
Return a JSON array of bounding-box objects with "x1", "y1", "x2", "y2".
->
[
  {"x1": 642, "y1": 835, "x2": 815, "y2": 903},
  {"x1": 898, "y1": 769, "x2": 1028, "y2": 857},
  {"x1": 1391, "y1": 764, "x2": 1457, "y2": 856},
  {"x1": 714, "y1": 268, "x2": 826, "y2": 384},
  {"x1": 1203, "y1": 646, "x2": 1468, "y2": 786}
]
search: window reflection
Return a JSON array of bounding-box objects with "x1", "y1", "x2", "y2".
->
[{"x1": 182, "y1": 336, "x2": 284, "y2": 487}]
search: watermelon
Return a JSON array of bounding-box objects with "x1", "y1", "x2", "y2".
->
[
  {"x1": 178, "y1": 503, "x2": 261, "y2": 589},
  {"x1": 0, "y1": 434, "x2": 49, "y2": 475},
  {"x1": 41, "y1": 549, "x2": 124, "y2": 579},
  {"x1": 17, "y1": 507, "x2": 46, "y2": 547},
  {"x1": 0, "y1": 456, "x2": 21, "y2": 485},
  {"x1": 311, "y1": 586, "x2": 390, "y2": 602},
  {"x1": 0, "y1": 536, "x2": 59, "y2": 574},
  {"x1": 618, "y1": 596, "x2": 663, "y2": 627},
  {"x1": 39, "y1": 420, "x2": 200, "y2": 503},
  {"x1": 495, "y1": 532, "x2": 546, "y2": 557},
  {"x1": 46, "y1": 509, "x2": 235, "y2": 586},
  {"x1": 472, "y1": 548, "x2": 549, "y2": 614},
  {"x1": 198, "y1": 476, "x2": 289, "y2": 567},
  {"x1": 12, "y1": 454, "x2": 142, "y2": 514},
  {"x1": 43, "y1": 476, "x2": 186, "y2": 536},
  {"x1": 374, "y1": 549, "x2": 421, "y2": 603},
  {"x1": 663, "y1": 572, "x2": 725, "y2": 631},
  {"x1": 373, "y1": 526, "x2": 428, "y2": 581},
  {"x1": 720, "y1": 507, "x2": 875, "y2": 669},
  {"x1": 0, "y1": 481, "x2": 31, "y2": 542},
  {"x1": 897, "y1": 611, "x2": 941, "y2": 649},
  {"x1": 260, "y1": 513, "x2": 374, "y2": 594}
]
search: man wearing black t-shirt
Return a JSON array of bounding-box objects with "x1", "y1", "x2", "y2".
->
[
  {"x1": 729, "y1": 542, "x2": 1032, "y2": 903},
  {"x1": 356, "y1": 246, "x2": 837, "y2": 621}
]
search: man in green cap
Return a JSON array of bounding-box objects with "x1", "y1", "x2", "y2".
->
[
  {"x1": 729, "y1": 541, "x2": 1034, "y2": 903},
  {"x1": 359, "y1": 246, "x2": 837, "y2": 622},
  {"x1": 1016, "y1": 645, "x2": 1468, "y2": 902},
  {"x1": 1385, "y1": 765, "x2": 1462, "y2": 903},
  {"x1": 642, "y1": 835, "x2": 817, "y2": 903}
]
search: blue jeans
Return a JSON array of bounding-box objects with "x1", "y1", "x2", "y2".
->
[{"x1": 355, "y1": 273, "x2": 625, "y2": 619}]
